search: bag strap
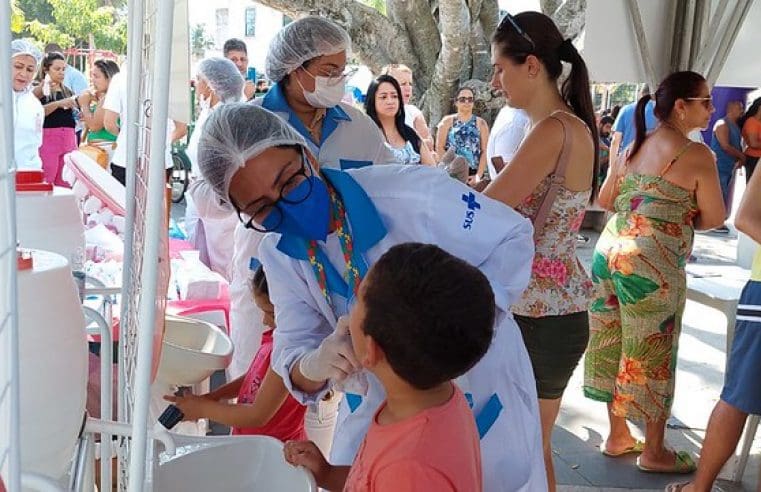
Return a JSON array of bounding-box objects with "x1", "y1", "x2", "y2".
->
[{"x1": 532, "y1": 114, "x2": 573, "y2": 239}]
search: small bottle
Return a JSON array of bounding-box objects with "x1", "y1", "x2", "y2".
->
[{"x1": 42, "y1": 74, "x2": 51, "y2": 98}]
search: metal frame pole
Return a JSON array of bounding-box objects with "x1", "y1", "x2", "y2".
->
[{"x1": 126, "y1": 0, "x2": 175, "y2": 489}]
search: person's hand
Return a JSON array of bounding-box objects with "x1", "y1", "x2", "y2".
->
[
  {"x1": 57, "y1": 98, "x2": 73, "y2": 110},
  {"x1": 163, "y1": 393, "x2": 209, "y2": 421},
  {"x1": 466, "y1": 175, "x2": 480, "y2": 186},
  {"x1": 298, "y1": 316, "x2": 359, "y2": 383},
  {"x1": 284, "y1": 440, "x2": 332, "y2": 483},
  {"x1": 243, "y1": 80, "x2": 256, "y2": 100},
  {"x1": 736, "y1": 155, "x2": 747, "y2": 168}
]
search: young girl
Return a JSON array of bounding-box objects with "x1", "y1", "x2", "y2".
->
[{"x1": 164, "y1": 265, "x2": 307, "y2": 441}]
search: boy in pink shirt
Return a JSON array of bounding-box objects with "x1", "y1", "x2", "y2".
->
[{"x1": 285, "y1": 243, "x2": 494, "y2": 491}]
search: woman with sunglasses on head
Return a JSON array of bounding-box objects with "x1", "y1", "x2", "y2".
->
[
  {"x1": 483, "y1": 11, "x2": 598, "y2": 490},
  {"x1": 436, "y1": 87, "x2": 490, "y2": 186},
  {"x1": 197, "y1": 102, "x2": 546, "y2": 491},
  {"x1": 364, "y1": 74, "x2": 435, "y2": 166},
  {"x1": 585, "y1": 71, "x2": 724, "y2": 475}
]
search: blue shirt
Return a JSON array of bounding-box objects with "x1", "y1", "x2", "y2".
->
[
  {"x1": 64, "y1": 64, "x2": 88, "y2": 96},
  {"x1": 612, "y1": 100, "x2": 657, "y2": 154},
  {"x1": 710, "y1": 119, "x2": 742, "y2": 170}
]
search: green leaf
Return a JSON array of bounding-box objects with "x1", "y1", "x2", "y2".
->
[
  {"x1": 611, "y1": 271, "x2": 659, "y2": 305},
  {"x1": 591, "y1": 252, "x2": 611, "y2": 281}
]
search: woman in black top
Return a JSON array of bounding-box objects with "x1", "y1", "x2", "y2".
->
[{"x1": 33, "y1": 51, "x2": 78, "y2": 186}]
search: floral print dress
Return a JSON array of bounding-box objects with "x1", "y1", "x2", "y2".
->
[
  {"x1": 512, "y1": 178, "x2": 593, "y2": 317},
  {"x1": 583, "y1": 153, "x2": 698, "y2": 422},
  {"x1": 446, "y1": 115, "x2": 481, "y2": 172}
]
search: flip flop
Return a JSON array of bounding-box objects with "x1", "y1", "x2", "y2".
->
[
  {"x1": 637, "y1": 451, "x2": 696, "y2": 474},
  {"x1": 664, "y1": 482, "x2": 691, "y2": 492},
  {"x1": 600, "y1": 439, "x2": 645, "y2": 457}
]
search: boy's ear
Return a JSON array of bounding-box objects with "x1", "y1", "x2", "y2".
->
[{"x1": 363, "y1": 335, "x2": 386, "y2": 368}]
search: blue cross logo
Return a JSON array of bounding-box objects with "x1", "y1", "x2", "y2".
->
[{"x1": 462, "y1": 192, "x2": 481, "y2": 211}]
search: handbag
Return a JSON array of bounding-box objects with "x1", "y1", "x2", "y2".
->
[{"x1": 531, "y1": 115, "x2": 573, "y2": 240}]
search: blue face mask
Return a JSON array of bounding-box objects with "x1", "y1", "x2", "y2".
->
[{"x1": 261, "y1": 175, "x2": 331, "y2": 242}]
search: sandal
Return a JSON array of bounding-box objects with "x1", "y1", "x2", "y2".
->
[
  {"x1": 637, "y1": 451, "x2": 696, "y2": 474},
  {"x1": 600, "y1": 439, "x2": 646, "y2": 457},
  {"x1": 664, "y1": 482, "x2": 691, "y2": 491}
]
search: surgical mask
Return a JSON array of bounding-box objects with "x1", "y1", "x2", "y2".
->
[
  {"x1": 296, "y1": 69, "x2": 346, "y2": 109},
  {"x1": 261, "y1": 174, "x2": 331, "y2": 241}
]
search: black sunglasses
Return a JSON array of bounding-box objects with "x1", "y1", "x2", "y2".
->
[{"x1": 498, "y1": 13, "x2": 536, "y2": 51}]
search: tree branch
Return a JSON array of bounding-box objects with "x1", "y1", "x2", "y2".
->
[
  {"x1": 421, "y1": 0, "x2": 470, "y2": 126},
  {"x1": 386, "y1": 0, "x2": 441, "y2": 90},
  {"x1": 541, "y1": 0, "x2": 587, "y2": 39},
  {"x1": 255, "y1": 0, "x2": 416, "y2": 75}
]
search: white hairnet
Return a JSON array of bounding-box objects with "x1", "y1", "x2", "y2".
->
[
  {"x1": 265, "y1": 16, "x2": 351, "y2": 83},
  {"x1": 198, "y1": 103, "x2": 308, "y2": 201},
  {"x1": 197, "y1": 57, "x2": 244, "y2": 103},
  {"x1": 11, "y1": 39, "x2": 42, "y2": 65}
]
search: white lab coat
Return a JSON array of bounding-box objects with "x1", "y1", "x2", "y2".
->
[
  {"x1": 259, "y1": 164, "x2": 547, "y2": 492},
  {"x1": 184, "y1": 105, "x2": 238, "y2": 281},
  {"x1": 13, "y1": 89, "x2": 44, "y2": 171},
  {"x1": 224, "y1": 88, "x2": 400, "y2": 374},
  {"x1": 486, "y1": 107, "x2": 530, "y2": 179},
  {"x1": 254, "y1": 83, "x2": 398, "y2": 169}
]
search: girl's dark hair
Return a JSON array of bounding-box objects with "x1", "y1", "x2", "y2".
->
[
  {"x1": 611, "y1": 104, "x2": 622, "y2": 121},
  {"x1": 365, "y1": 74, "x2": 421, "y2": 153},
  {"x1": 628, "y1": 71, "x2": 706, "y2": 161},
  {"x1": 93, "y1": 59, "x2": 120, "y2": 81},
  {"x1": 492, "y1": 11, "x2": 600, "y2": 200},
  {"x1": 739, "y1": 97, "x2": 761, "y2": 132},
  {"x1": 251, "y1": 265, "x2": 268, "y2": 297},
  {"x1": 39, "y1": 51, "x2": 74, "y2": 98}
]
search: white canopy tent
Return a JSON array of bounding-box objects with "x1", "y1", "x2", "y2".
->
[{"x1": 583, "y1": 0, "x2": 759, "y2": 88}]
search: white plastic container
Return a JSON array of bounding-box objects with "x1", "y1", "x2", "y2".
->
[
  {"x1": 16, "y1": 187, "x2": 85, "y2": 271},
  {"x1": 15, "y1": 250, "x2": 87, "y2": 481}
]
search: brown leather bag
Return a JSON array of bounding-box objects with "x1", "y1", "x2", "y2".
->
[{"x1": 531, "y1": 115, "x2": 573, "y2": 240}]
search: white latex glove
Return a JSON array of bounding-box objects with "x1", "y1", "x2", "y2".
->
[{"x1": 299, "y1": 316, "x2": 360, "y2": 383}]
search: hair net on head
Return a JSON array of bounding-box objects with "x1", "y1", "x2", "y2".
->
[
  {"x1": 11, "y1": 39, "x2": 42, "y2": 65},
  {"x1": 197, "y1": 57, "x2": 245, "y2": 104},
  {"x1": 265, "y1": 16, "x2": 351, "y2": 83},
  {"x1": 198, "y1": 103, "x2": 308, "y2": 201}
]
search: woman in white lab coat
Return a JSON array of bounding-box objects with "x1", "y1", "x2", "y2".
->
[
  {"x1": 184, "y1": 57, "x2": 244, "y2": 281},
  {"x1": 197, "y1": 103, "x2": 547, "y2": 492},
  {"x1": 226, "y1": 16, "x2": 397, "y2": 400},
  {"x1": 11, "y1": 40, "x2": 44, "y2": 171}
]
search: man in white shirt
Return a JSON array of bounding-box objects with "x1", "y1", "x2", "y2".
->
[
  {"x1": 103, "y1": 70, "x2": 179, "y2": 185},
  {"x1": 486, "y1": 105, "x2": 530, "y2": 180}
]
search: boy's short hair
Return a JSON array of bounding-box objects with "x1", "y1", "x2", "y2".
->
[
  {"x1": 250, "y1": 265, "x2": 268, "y2": 297},
  {"x1": 223, "y1": 38, "x2": 248, "y2": 56},
  {"x1": 361, "y1": 243, "x2": 495, "y2": 390}
]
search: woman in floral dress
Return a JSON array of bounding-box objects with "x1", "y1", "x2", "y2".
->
[
  {"x1": 484, "y1": 12, "x2": 599, "y2": 491},
  {"x1": 585, "y1": 71, "x2": 725, "y2": 474}
]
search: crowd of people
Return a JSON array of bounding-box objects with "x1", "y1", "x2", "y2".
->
[{"x1": 9, "y1": 9, "x2": 761, "y2": 492}]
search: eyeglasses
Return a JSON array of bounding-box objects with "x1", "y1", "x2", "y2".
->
[
  {"x1": 234, "y1": 160, "x2": 313, "y2": 232},
  {"x1": 309, "y1": 66, "x2": 358, "y2": 86},
  {"x1": 498, "y1": 13, "x2": 536, "y2": 51},
  {"x1": 686, "y1": 96, "x2": 713, "y2": 109},
  {"x1": 457, "y1": 96, "x2": 474, "y2": 103}
]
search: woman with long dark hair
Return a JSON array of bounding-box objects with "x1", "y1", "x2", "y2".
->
[
  {"x1": 586, "y1": 71, "x2": 724, "y2": 474},
  {"x1": 33, "y1": 51, "x2": 78, "y2": 186},
  {"x1": 483, "y1": 11, "x2": 598, "y2": 490},
  {"x1": 79, "y1": 59, "x2": 120, "y2": 144},
  {"x1": 364, "y1": 75, "x2": 435, "y2": 165},
  {"x1": 739, "y1": 97, "x2": 761, "y2": 182}
]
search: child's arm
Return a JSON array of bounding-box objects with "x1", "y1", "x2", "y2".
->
[
  {"x1": 202, "y1": 375, "x2": 245, "y2": 401},
  {"x1": 164, "y1": 367, "x2": 291, "y2": 429},
  {"x1": 284, "y1": 441, "x2": 351, "y2": 491}
]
